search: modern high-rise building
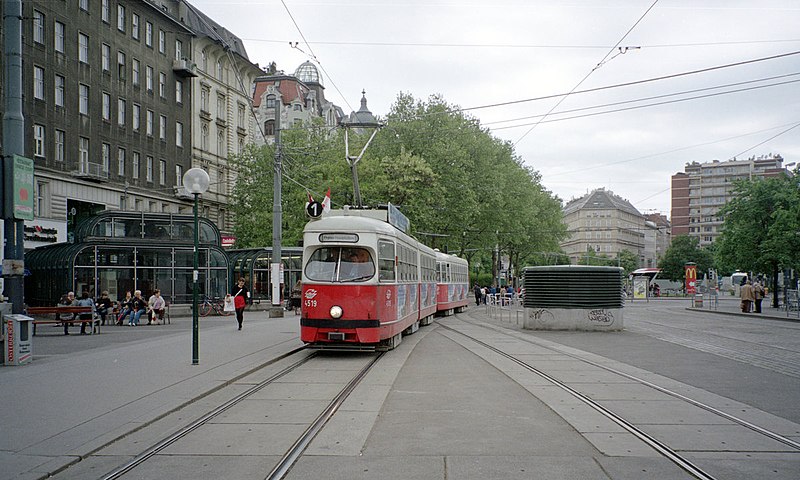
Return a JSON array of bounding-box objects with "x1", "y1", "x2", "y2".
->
[
  {"x1": 561, "y1": 188, "x2": 647, "y2": 265},
  {"x1": 670, "y1": 155, "x2": 787, "y2": 246}
]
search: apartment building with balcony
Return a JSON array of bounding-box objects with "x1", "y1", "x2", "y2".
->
[{"x1": 670, "y1": 155, "x2": 787, "y2": 246}]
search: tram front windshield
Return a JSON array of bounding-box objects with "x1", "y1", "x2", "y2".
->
[{"x1": 305, "y1": 247, "x2": 375, "y2": 282}]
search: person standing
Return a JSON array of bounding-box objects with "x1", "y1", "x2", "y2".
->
[
  {"x1": 753, "y1": 280, "x2": 765, "y2": 314},
  {"x1": 233, "y1": 278, "x2": 250, "y2": 330},
  {"x1": 740, "y1": 280, "x2": 755, "y2": 313},
  {"x1": 473, "y1": 283, "x2": 482, "y2": 306}
]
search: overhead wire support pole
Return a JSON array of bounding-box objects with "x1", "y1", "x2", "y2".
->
[
  {"x1": 2, "y1": 0, "x2": 26, "y2": 314},
  {"x1": 270, "y1": 99, "x2": 284, "y2": 317}
]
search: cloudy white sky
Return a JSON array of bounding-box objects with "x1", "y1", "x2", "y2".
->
[{"x1": 190, "y1": 0, "x2": 800, "y2": 217}]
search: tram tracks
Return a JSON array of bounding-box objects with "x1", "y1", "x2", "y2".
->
[
  {"x1": 53, "y1": 347, "x2": 384, "y2": 480},
  {"x1": 439, "y1": 314, "x2": 800, "y2": 480}
]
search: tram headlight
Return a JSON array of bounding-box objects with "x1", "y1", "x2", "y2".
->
[{"x1": 330, "y1": 305, "x2": 343, "y2": 319}]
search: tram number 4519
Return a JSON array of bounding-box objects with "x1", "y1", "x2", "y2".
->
[{"x1": 304, "y1": 299, "x2": 318, "y2": 308}]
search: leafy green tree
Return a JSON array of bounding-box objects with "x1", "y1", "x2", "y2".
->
[
  {"x1": 715, "y1": 172, "x2": 800, "y2": 306},
  {"x1": 658, "y1": 235, "x2": 714, "y2": 283},
  {"x1": 616, "y1": 249, "x2": 639, "y2": 277}
]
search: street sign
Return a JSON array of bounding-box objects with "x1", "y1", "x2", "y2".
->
[
  {"x1": 6, "y1": 155, "x2": 34, "y2": 220},
  {"x1": 306, "y1": 201, "x2": 323, "y2": 218}
]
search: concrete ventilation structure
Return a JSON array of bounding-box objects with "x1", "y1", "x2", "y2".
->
[{"x1": 522, "y1": 265, "x2": 624, "y2": 331}]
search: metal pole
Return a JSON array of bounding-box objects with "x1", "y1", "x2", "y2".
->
[
  {"x1": 2, "y1": 0, "x2": 25, "y2": 313},
  {"x1": 270, "y1": 99, "x2": 283, "y2": 317},
  {"x1": 192, "y1": 193, "x2": 199, "y2": 365}
]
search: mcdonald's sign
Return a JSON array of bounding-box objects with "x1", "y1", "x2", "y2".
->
[{"x1": 685, "y1": 263, "x2": 697, "y2": 295}]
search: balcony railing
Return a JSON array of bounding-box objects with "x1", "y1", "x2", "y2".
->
[
  {"x1": 173, "y1": 58, "x2": 198, "y2": 78},
  {"x1": 72, "y1": 162, "x2": 109, "y2": 182}
]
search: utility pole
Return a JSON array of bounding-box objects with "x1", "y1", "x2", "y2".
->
[
  {"x1": 270, "y1": 97, "x2": 283, "y2": 317},
  {"x1": 2, "y1": 0, "x2": 26, "y2": 313}
]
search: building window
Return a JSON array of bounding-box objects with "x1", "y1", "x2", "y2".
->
[
  {"x1": 33, "y1": 10, "x2": 44, "y2": 44},
  {"x1": 132, "y1": 13, "x2": 139, "y2": 40},
  {"x1": 78, "y1": 33, "x2": 89, "y2": 63},
  {"x1": 264, "y1": 120, "x2": 274, "y2": 136},
  {"x1": 158, "y1": 30, "x2": 165, "y2": 53},
  {"x1": 217, "y1": 129, "x2": 225, "y2": 155},
  {"x1": 54, "y1": 74, "x2": 65, "y2": 107},
  {"x1": 102, "y1": 44, "x2": 110, "y2": 71},
  {"x1": 117, "y1": 4, "x2": 125, "y2": 31},
  {"x1": 118, "y1": 148, "x2": 126, "y2": 176},
  {"x1": 33, "y1": 124, "x2": 45, "y2": 157},
  {"x1": 146, "y1": 110, "x2": 154, "y2": 136},
  {"x1": 265, "y1": 95, "x2": 276, "y2": 108},
  {"x1": 176, "y1": 121, "x2": 183, "y2": 147},
  {"x1": 201, "y1": 123, "x2": 209, "y2": 150},
  {"x1": 79, "y1": 84, "x2": 89, "y2": 115},
  {"x1": 102, "y1": 92, "x2": 111, "y2": 121},
  {"x1": 146, "y1": 66, "x2": 153, "y2": 92},
  {"x1": 175, "y1": 39, "x2": 183, "y2": 61},
  {"x1": 118, "y1": 51, "x2": 126, "y2": 79},
  {"x1": 238, "y1": 137, "x2": 244, "y2": 154},
  {"x1": 159, "y1": 115, "x2": 167, "y2": 140},
  {"x1": 133, "y1": 104, "x2": 140, "y2": 130},
  {"x1": 55, "y1": 130, "x2": 65, "y2": 162},
  {"x1": 79, "y1": 137, "x2": 89, "y2": 172},
  {"x1": 216, "y1": 60, "x2": 223, "y2": 81},
  {"x1": 145, "y1": 22, "x2": 153, "y2": 47},
  {"x1": 132, "y1": 59, "x2": 140, "y2": 85},
  {"x1": 101, "y1": 0, "x2": 109, "y2": 22},
  {"x1": 118, "y1": 98, "x2": 126, "y2": 126},
  {"x1": 238, "y1": 104, "x2": 246, "y2": 128},
  {"x1": 200, "y1": 50, "x2": 207, "y2": 71},
  {"x1": 159, "y1": 72, "x2": 166, "y2": 98},
  {"x1": 79, "y1": 0, "x2": 88, "y2": 13},
  {"x1": 102, "y1": 143, "x2": 110, "y2": 172},
  {"x1": 159, "y1": 160, "x2": 166, "y2": 185},
  {"x1": 175, "y1": 81, "x2": 183, "y2": 104},
  {"x1": 33, "y1": 66, "x2": 45, "y2": 100},
  {"x1": 200, "y1": 87, "x2": 209, "y2": 111},
  {"x1": 176, "y1": 165, "x2": 183, "y2": 186},
  {"x1": 217, "y1": 95, "x2": 226, "y2": 118},
  {"x1": 146, "y1": 156, "x2": 153, "y2": 182},
  {"x1": 55, "y1": 21, "x2": 65, "y2": 53},
  {"x1": 35, "y1": 182, "x2": 48, "y2": 217},
  {"x1": 132, "y1": 152, "x2": 140, "y2": 179}
]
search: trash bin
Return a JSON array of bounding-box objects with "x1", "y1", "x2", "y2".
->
[
  {"x1": 694, "y1": 294, "x2": 704, "y2": 308},
  {"x1": 4, "y1": 314, "x2": 33, "y2": 366}
]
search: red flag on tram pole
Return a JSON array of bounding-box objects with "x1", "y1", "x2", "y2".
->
[{"x1": 321, "y1": 188, "x2": 331, "y2": 213}]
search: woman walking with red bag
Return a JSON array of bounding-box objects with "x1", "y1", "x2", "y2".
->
[{"x1": 233, "y1": 278, "x2": 249, "y2": 330}]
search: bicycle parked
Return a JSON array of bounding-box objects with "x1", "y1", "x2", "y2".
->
[{"x1": 199, "y1": 295, "x2": 232, "y2": 317}]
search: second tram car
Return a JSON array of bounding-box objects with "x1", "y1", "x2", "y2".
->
[
  {"x1": 434, "y1": 250, "x2": 470, "y2": 316},
  {"x1": 300, "y1": 207, "x2": 454, "y2": 350}
]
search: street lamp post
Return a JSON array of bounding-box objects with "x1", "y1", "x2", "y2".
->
[{"x1": 183, "y1": 167, "x2": 209, "y2": 365}]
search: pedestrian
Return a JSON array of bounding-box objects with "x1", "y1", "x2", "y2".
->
[
  {"x1": 232, "y1": 278, "x2": 250, "y2": 330},
  {"x1": 740, "y1": 280, "x2": 754, "y2": 313},
  {"x1": 290, "y1": 280, "x2": 302, "y2": 314},
  {"x1": 75, "y1": 291, "x2": 96, "y2": 335},
  {"x1": 473, "y1": 283, "x2": 481, "y2": 306},
  {"x1": 95, "y1": 291, "x2": 113, "y2": 326},
  {"x1": 147, "y1": 289, "x2": 166, "y2": 324},
  {"x1": 753, "y1": 280, "x2": 765, "y2": 314},
  {"x1": 117, "y1": 291, "x2": 133, "y2": 325},
  {"x1": 129, "y1": 290, "x2": 147, "y2": 326},
  {"x1": 57, "y1": 291, "x2": 76, "y2": 335}
]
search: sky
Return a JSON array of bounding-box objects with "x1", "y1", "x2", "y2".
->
[{"x1": 189, "y1": 0, "x2": 800, "y2": 218}]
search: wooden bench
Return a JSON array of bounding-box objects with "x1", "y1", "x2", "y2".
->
[{"x1": 26, "y1": 306, "x2": 98, "y2": 335}]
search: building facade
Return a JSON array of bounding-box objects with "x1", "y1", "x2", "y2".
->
[
  {"x1": 561, "y1": 189, "x2": 647, "y2": 265},
  {"x1": 670, "y1": 155, "x2": 787, "y2": 246},
  {"x1": 642, "y1": 213, "x2": 671, "y2": 268}
]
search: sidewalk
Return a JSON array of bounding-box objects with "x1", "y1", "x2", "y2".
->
[{"x1": 683, "y1": 295, "x2": 800, "y2": 322}]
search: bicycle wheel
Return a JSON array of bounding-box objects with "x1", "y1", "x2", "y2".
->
[{"x1": 199, "y1": 301, "x2": 212, "y2": 317}]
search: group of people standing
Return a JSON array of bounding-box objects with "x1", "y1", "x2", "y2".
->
[
  {"x1": 473, "y1": 284, "x2": 517, "y2": 306},
  {"x1": 739, "y1": 278, "x2": 766, "y2": 313}
]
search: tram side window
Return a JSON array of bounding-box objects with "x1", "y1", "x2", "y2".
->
[{"x1": 378, "y1": 240, "x2": 395, "y2": 282}]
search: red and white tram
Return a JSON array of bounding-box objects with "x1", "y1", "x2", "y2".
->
[
  {"x1": 300, "y1": 207, "x2": 448, "y2": 350},
  {"x1": 434, "y1": 250, "x2": 470, "y2": 316}
]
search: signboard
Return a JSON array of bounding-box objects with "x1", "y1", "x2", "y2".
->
[
  {"x1": 387, "y1": 203, "x2": 409, "y2": 233},
  {"x1": 633, "y1": 277, "x2": 649, "y2": 299},
  {"x1": 221, "y1": 236, "x2": 236, "y2": 248},
  {"x1": 685, "y1": 263, "x2": 697, "y2": 295},
  {"x1": 7, "y1": 155, "x2": 34, "y2": 220}
]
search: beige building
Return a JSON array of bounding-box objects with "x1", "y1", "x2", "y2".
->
[{"x1": 561, "y1": 189, "x2": 647, "y2": 265}]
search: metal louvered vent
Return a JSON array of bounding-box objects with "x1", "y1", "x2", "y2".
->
[{"x1": 523, "y1": 266, "x2": 624, "y2": 309}]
